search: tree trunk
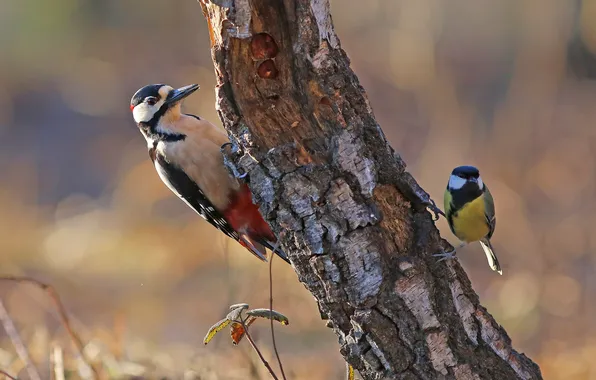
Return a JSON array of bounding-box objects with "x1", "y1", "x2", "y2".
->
[{"x1": 199, "y1": 1, "x2": 543, "y2": 379}]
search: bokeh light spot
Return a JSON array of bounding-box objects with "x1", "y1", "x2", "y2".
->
[
  {"x1": 59, "y1": 58, "x2": 123, "y2": 117},
  {"x1": 541, "y1": 274, "x2": 581, "y2": 317}
]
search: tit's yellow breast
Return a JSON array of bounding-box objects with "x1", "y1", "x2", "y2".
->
[{"x1": 450, "y1": 195, "x2": 489, "y2": 243}]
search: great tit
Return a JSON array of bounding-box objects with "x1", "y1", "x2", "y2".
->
[{"x1": 434, "y1": 165, "x2": 502, "y2": 275}]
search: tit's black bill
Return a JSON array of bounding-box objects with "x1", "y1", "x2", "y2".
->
[{"x1": 165, "y1": 84, "x2": 199, "y2": 106}]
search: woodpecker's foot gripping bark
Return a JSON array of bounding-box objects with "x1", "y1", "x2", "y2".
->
[{"x1": 221, "y1": 142, "x2": 248, "y2": 179}]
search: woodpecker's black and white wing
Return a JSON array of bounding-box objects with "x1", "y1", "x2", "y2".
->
[
  {"x1": 151, "y1": 150, "x2": 240, "y2": 242},
  {"x1": 186, "y1": 114, "x2": 201, "y2": 121}
]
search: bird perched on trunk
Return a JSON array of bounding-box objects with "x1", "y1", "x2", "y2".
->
[
  {"x1": 434, "y1": 165, "x2": 502, "y2": 274},
  {"x1": 129, "y1": 83, "x2": 289, "y2": 264}
]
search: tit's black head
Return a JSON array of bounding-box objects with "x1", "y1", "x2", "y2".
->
[
  {"x1": 451, "y1": 165, "x2": 480, "y2": 180},
  {"x1": 448, "y1": 165, "x2": 484, "y2": 191}
]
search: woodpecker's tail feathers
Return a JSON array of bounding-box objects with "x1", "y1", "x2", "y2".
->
[
  {"x1": 238, "y1": 235, "x2": 268, "y2": 262},
  {"x1": 238, "y1": 235, "x2": 290, "y2": 264},
  {"x1": 262, "y1": 239, "x2": 291, "y2": 264},
  {"x1": 480, "y1": 238, "x2": 502, "y2": 275}
]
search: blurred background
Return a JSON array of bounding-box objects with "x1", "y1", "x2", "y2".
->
[{"x1": 0, "y1": 0, "x2": 595, "y2": 378}]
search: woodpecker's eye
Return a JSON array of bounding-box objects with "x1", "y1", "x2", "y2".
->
[{"x1": 146, "y1": 97, "x2": 158, "y2": 106}]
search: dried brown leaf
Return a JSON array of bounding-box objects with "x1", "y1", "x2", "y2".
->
[{"x1": 230, "y1": 317, "x2": 257, "y2": 345}]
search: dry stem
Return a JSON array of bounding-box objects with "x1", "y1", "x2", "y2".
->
[
  {"x1": 52, "y1": 345, "x2": 66, "y2": 380},
  {"x1": 0, "y1": 369, "x2": 18, "y2": 380},
  {"x1": 268, "y1": 253, "x2": 287, "y2": 379},
  {"x1": 0, "y1": 276, "x2": 101, "y2": 379},
  {"x1": 241, "y1": 321, "x2": 279, "y2": 380},
  {"x1": 0, "y1": 299, "x2": 41, "y2": 380}
]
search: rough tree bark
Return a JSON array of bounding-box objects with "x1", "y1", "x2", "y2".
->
[{"x1": 199, "y1": 1, "x2": 543, "y2": 379}]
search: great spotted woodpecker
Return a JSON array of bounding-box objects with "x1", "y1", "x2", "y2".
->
[{"x1": 130, "y1": 83, "x2": 289, "y2": 264}]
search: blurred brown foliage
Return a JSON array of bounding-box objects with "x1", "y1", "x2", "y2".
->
[{"x1": 0, "y1": 0, "x2": 596, "y2": 379}]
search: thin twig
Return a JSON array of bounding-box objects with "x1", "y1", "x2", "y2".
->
[
  {"x1": 238, "y1": 343, "x2": 260, "y2": 380},
  {"x1": 0, "y1": 277, "x2": 101, "y2": 379},
  {"x1": 0, "y1": 369, "x2": 17, "y2": 380},
  {"x1": 216, "y1": 238, "x2": 233, "y2": 351},
  {"x1": 268, "y1": 252, "x2": 286, "y2": 380},
  {"x1": 0, "y1": 299, "x2": 41, "y2": 380},
  {"x1": 52, "y1": 345, "x2": 65, "y2": 380},
  {"x1": 241, "y1": 321, "x2": 279, "y2": 380}
]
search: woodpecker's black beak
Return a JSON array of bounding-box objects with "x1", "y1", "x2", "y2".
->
[{"x1": 165, "y1": 84, "x2": 199, "y2": 106}]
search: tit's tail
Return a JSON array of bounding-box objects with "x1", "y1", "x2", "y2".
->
[{"x1": 480, "y1": 238, "x2": 502, "y2": 275}]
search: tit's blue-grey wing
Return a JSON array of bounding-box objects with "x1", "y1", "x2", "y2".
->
[
  {"x1": 483, "y1": 185, "x2": 496, "y2": 239},
  {"x1": 443, "y1": 187, "x2": 456, "y2": 235}
]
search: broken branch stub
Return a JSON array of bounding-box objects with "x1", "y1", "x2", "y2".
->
[{"x1": 199, "y1": 0, "x2": 542, "y2": 379}]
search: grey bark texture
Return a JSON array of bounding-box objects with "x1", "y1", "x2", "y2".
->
[{"x1": 198, "y1": 1, "x2": 543, "y2": 379}]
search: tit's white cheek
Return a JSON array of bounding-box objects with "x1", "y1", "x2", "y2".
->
[
  {"x1": 477, "y1": 176, "x2": 484, "y2": 190},
  {"x1": 448, "y1": 175, "x2": 466, "y2": 190}
]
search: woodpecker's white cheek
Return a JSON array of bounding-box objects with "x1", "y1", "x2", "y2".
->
[
  {"x1": 448, "y1": 175, "x2": 466, "y2": 190},
  {"x1": 133, "y1": 104, "x2": 155, "y2": 123},
  {"x1": 132, "y1": 99, "x2": 166, "y2": 123}
]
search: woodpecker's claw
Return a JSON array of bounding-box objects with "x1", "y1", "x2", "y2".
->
[
  {"x1": 225, "y1": 167, "x2": 247, "y2": 179},
  {"x1": 221, "y1": 143, "x2": 248, "y2": 179},
  {"x1": 426, "y1": 199, "x2": 446, "y2": 221},
  {"x1": 221, "y1": 142, "x2": 240, "y2": 154}
]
